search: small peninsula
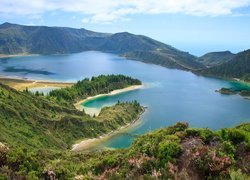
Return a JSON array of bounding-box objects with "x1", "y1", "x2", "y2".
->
[
  {"x1": 74, "y1": 84, "x2": 143, "y2": 115},
  {"x1": 216, "y1": 87, "x2": 250, "y2": 99},
  {"x1": 49, "y1": 74, "x2": 142, "y2": 102}
]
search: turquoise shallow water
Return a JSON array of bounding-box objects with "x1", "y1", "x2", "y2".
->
[
  {"x1": 1, "y1": 51, "x2": 250, "y2": 149},
  {"x1": 29, "y1": 87, "x2": 60, "y2": 95}
]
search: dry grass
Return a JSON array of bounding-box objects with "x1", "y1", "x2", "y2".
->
[{"x1": 0, "y1": 77, "x2": 74, "y2": 90}]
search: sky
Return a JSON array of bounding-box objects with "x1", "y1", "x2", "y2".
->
[{"x1": 0, "y1": 0, "x2": 250, "y2": 56}]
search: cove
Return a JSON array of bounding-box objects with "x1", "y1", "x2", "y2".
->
[
  {"x1": 1, "y1": 51, "x2": 250, "y2": 149},
  {"x1": 75, "y1": 85, "x2": 144, "y2": 116}
]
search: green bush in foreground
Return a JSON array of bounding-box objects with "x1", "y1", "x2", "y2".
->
[
  {"x1": 0, "y1": 122, "x2": 249, "y2": 179},
  {"x1": 0, "y1": 75, "x2": 249, "y2": 179}
]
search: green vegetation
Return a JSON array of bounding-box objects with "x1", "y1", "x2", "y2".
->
[
  {"x1": 123, "y1": 50, "x2": 203, "y2": 70},
  {"x1": 243, "y1": 74, "x2": 250, "y2": 82},
  {"x1": 217, "y1": 88, "x2": 238, "y2": 95},
  {"x1": 0, "y1": 81, "x2": 143, "y2": 150},
  {"x1": 0, "y1": 22, "x2": 204, "y2": 70},
  {"x1": 0, "y1": 122, "x2": 249, "y2": 179},
  {"x1": 216, "y1": 87, "x2": 250, "y2": 98},
  {"x1": 198, "y1": 51, "x2": 235, "y2": 67},
  {"x1": 239, "y1": 90, "x2": 250, "y2": 97},
  {"x1": 1, "y1": 74, "x2": 248, "y2": 179},
  {"x1": 49, "y1": 74, "x2": 141, "y2": 102},
  {"x1": 199, "y1": 49, "x2": 250, "y2": 82},
  {"x1": 0, "y1": 74, "x2": 147, "y2": 179}
]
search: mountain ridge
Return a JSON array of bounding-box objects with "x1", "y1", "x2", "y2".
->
[
  {"x1": 198, "y1": 49, "x2": 250, "y2": 82},
  {"x1": 0, "y1": 22, "x2": 204, "y2": 70},
  {"x1": 198, "y1": 51, "x2": 235, "y2": 67}
]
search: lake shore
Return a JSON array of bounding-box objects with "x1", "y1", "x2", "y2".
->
[
  {"x1": 71, "y1": 107, "x2": 146, "y2": 152},
  {"x1": 0, "y1": 53, "x2": 39, "y2": 58},
  {"x1": 74, "y1": 84, "x2": 144, "y2": 112},
  {"x1": 0, "y1": 76, "x2": 74, "y2": 90},
  {"x1": 239, "y1": 80, "x2": 250, "y2": 87}
]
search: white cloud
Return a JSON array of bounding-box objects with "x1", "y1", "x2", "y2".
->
[
  {"x1": 0, "y1": 0, "x2": 250, "y2": 23},
  {"x1": 81, "y1": 18, "x2": 90, "y2": 23}
]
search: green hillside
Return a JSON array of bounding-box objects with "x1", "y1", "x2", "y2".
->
[
  {"x1": 0, "y1": 23, "x2": 204, "y2": 70},
  {"x1": 0, "y1": 75, "x2": 144, "y2": 150},
  {"x1": 0, "y1": 22, "x2": 109, "y2": 54},
  {"x1": 198, "y1": 49, "x2": 250, "y2": 82},
  {"x1": 123, "y1": 50, "x2": 201, "y2": 70},
  {"x1": 0, "y1": 122, "x2": 249, "y2": 179},
  {"x1": 0, "y1": 74, "x2": 249, "y2": 179},
  {"x1": 49, "y1": 74, "x2": 141, "y2": 102},
  {"x1": 198, "y1": 51, "x2": 235, "y2": 67}
]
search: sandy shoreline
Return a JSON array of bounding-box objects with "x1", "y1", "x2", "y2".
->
[
  {"x1": 72, "y1": 107, "x2": 146, "y2": 152},
  {"x1": 74, "y1": 84, "x2": 144, "y2": 113},
  {"x1": 0, "y1": 53, "x2": 40, "y2": 58},
  {"x1": 0, "y1": 54, "x2": 39, "y2": 58},
  {"x1": 72, "y1": 84, "x2": 145, "y2": 151},
  {"x1": 0, "y1": 76, "x2": 74, "y2": 90}
]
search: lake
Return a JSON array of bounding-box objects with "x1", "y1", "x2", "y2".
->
[{"x1": 1, "y1": 51, "x2": 250, "y2": 149}]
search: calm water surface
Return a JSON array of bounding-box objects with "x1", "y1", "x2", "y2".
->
[{"x1": 1, "y1": 51, "x2": 249, "y2": 149}]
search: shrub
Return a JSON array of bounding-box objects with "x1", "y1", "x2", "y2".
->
[
  {"x1": 200, "y1": 129, "x2": 216, "y2": 144},
  {"x1": 101, "y1": 156, "x2": 118, "y2": 168},
  {"x1": 158, "y1": 141, "x2": 181, "y2": 164},
  {"x1": 228, "y1": 129, "x2": 246, "y2": 144},
  {"x1": 221, "y1": 141, "x2": 236, "y2": 158},
  {"x1": 186, "y1": 128, "x2": 201, "y2": 137},
  {"x1": 172, "y1": 122, "x2": 189, "y2": 132},
  {"x1": 220, "y1": 128, "x2": 228, "y2": 140},
  {"x1": 229, "y1": 169, "x2": 249, "y2": 180},
  {"x1": 194, "y1": 148, "x2": 232, "y2": 176}
]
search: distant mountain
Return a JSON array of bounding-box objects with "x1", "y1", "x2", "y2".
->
[
  {"x1": 0, "y1": 22, "x2": 204, "y2": 70},
  {"x1": 199, "y1": 49, "x2": 250, "y2": 81},
  {"x1": 198, "y1": 51, "x2": 235, "y2": 67},
  {"x1": 0, "y1": 22, "x2": 109, "y2": 54},
  {"x1": 123, "y1": 51, "x2": 200, "y2": 70}
]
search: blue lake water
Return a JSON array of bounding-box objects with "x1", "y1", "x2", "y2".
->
[{"x1": 1, "y1": 51, "x2": 250, "y2": 149}]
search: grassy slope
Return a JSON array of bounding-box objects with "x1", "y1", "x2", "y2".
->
[
  {"x1": 0, "y1": 81, "x2": 143, "y2": 150},
  {"x1": 198, "y1": 51, "x2": 235, "y2": 67},
  {"x1": 198, "y1": 49, "x2": 250, "y2": 82},
  {"x1": 0, "y1": 122, "x2": 249, "y2": 179}
]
